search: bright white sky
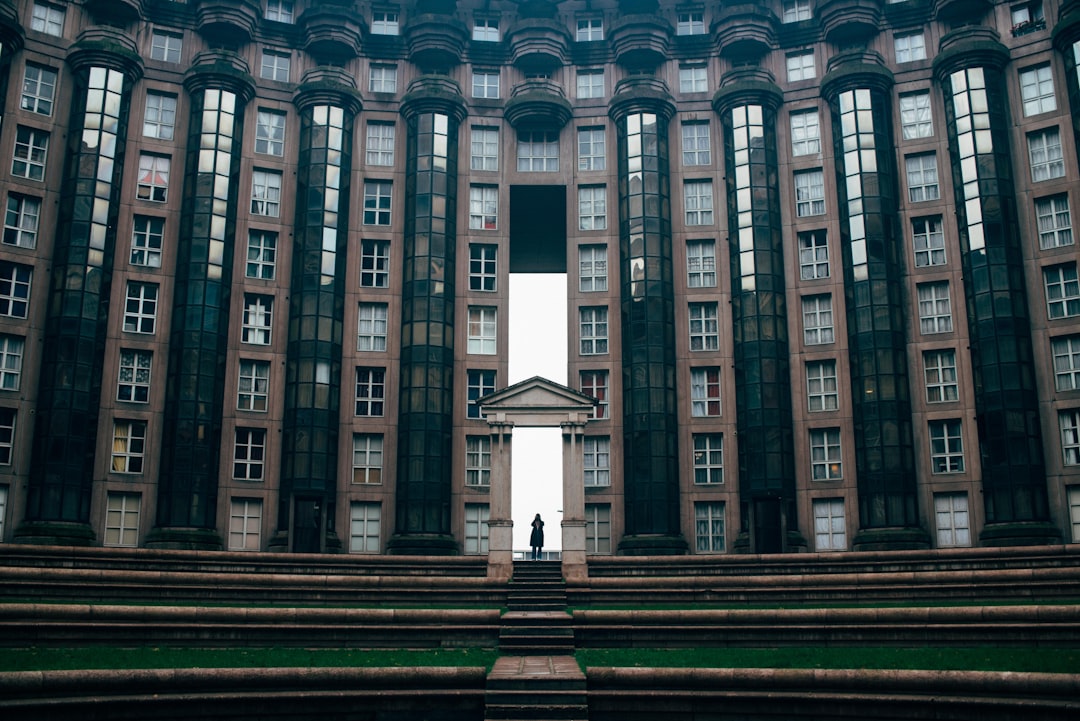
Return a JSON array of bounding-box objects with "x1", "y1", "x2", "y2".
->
[{"x1": 508, "y1": 273, "x2": 567, "y2": 550}]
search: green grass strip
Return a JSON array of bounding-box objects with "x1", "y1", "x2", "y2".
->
[
  {"x1": 0, "y1": 647, "x2": 499, "y2": 673},
  {"x1": 576, "y1": 647, "x2": 1080, "y2": 674}
]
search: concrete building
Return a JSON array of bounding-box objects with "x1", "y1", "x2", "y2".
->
[{"x1": 0, "y1": 0, "x2": 1079, "y2": 557}]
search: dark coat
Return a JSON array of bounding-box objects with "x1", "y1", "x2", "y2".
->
[{"x1": 530, "y1": 520, "x2": 544, "y2": 547}]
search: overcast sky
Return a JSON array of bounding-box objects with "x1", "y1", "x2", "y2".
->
[{"x1": 508, "y1": 273, "x2": 567, "y2": 550}]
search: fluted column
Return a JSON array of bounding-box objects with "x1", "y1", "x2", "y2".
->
[
  {"x1": 821, "y1": 56, "x2": 927, "y2": 550},
  {"x1": 150, "y1": 53, "x2": 255, "y2": 549},
  {"x1": 387, "y1": 77, "x2": 466, "y2": 555},
  {"x1": 713, "y1": 72, "x2": 801, "y2": 553},
  {"x1": 18, "y1": 32, "x2": 142, "y2": 544},
  {"x1": 561, "y1": 419, "x2": 588, "y2": 579},
  {"x1": 486, "y1": 420, "x2": 514, "y2": 579},
  {"x1": 609, "y1": 78, "x2": 686, "y2": 554},
  {"x1": 277, "y1": 72, "x2": 362, "y2": 553},
  {"x1": 934, "y1": 31, "x2": 1058, "y2": 545}
]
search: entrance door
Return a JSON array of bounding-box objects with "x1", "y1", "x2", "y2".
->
[
  {"x1": 754, "y1": 498, "x2": 783, "y2": 553},
  {"x1": 293, "y1": 497, "x2": 322, "y2": 553}
]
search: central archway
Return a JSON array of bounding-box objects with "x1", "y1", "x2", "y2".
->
[{"x1": 479, "y1": 377, "x2": 597, "y2": 582}]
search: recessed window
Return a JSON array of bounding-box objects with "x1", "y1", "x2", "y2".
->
[
  {"x1": 131, "y1": 216, "x2": 164, "y2": 268},
  {"x1": 117, "y1": 349, "x2": 152, "y2": 403},
  {"x1": 1019, "y1": 64, "x2": 1056, "y2": 117},
  {"x1": 363, "y1": 181, "x2": 393, "y2": 226},
  {"x1": 579, "y1": 245, "x2": 607, "y2": 292},
  {"x1": 518, "y1": 131, "x2": 559, "y2": 172},
  {"x1": 676, "y1": 11, "x2": 705, "y2": 35},
  {"x1": 580, "y1": 370, "x2": 609, "y2": 420},
  {"x1": 894, "y1": 31, "x2": 927, "y2": 63},
  {"x1": 238, "y1": 360, "x2": 270, "y2": 412},
  {"x1": 360, "y1": 239, "x2": 390, "y2": 288},
  {"x1": 799, "y1": 230, "x2": 829, "y2": 280},
  {"x1": 782, "y1": 0, "x2": 812, "y2": 22},
  {"x1": 912, "y1": 216, "x2": 946, "y2": 267},
  {"x1": 371, "y1": 11, "x2": 399, "y2": 35},
  {"x1": 260, "y1": 50, "x2": 290, "y2": 82},
  {"x1": 692, "y1": 434, "x2": 724, "y2": 484},
  {"x1": 123, "y1": 282, "x2": 158, "y2": 334},
  {"x1": 586, "y1": 504, "x2": 612, "y2": 554},
  {"x1": 1028, "y1": 127, "x2": 1065, "y2": 182},
  {"x1": 472, "y1": 70, "x2": 500, "y2": 99},
  {"x1": 136, "y1": 154, "x2": 170, "y2": 202},
  {"x1": 1036, "y1": 194, "x2": 1073, "y2": 249},
  {"x1": 0, "y1": 407, "x2": 13, "y2": 465},
  {"x1": 469, "y1": 185, "x2": 498, "y2": 230},
  {"x1": 246, "y1": 230, "x2": 277, "y2": 280},
  {"x1": 1045, "y1": 263, "x2": 1080, "y2": 319},
  {"x1": 1060, "y1": 409, "x2": 1080, "y2": 465},
  {"x1": 111, "y1": 420, "x2": 146, "y2": 474},
  {"x1": 899, "y1": 91, "x2": 933, "y2": 139},
  {"x1": 354, "y1": 367, "x2": 386, "y2": 416},
  {"x1": 265, "y1": 0, "x2": 294, "y2": 23},
  {"x1": 464, "y1": 504, "x2": 490, "y2": 554},
  {"x1": 579, "y1": 306, "x2": 608, "y2": 355},
  {"x1": 31, "y1": 2, "x2": 65, "y2": 36},
  {"x1": 906, "y1": 154, "x2": 940, "y2": 202},
  {"x1": 255, "y1": 110, "x2": 286, "y2": 156},
  {"x1": 1011, "y1": 1, "x2": 1045, "y2": 35},
  {"x1": 150, "y1": 31, "x2": 182, "y2": 64},
  {"x1": 806, "y1": 359, "x2": 839, "y2": 412},
  {"x1": 4, "y1": 194, "x2": 40, "y2": 249},
  {"x1": 694, "y1": 502, "x2": 726, "y2": 553},
  {"x1": 686, "y1": 239, "x2": 716, "y2": 288},
  {"x1": 369, "y1": 64, "x2": 397, "y2": 94},
  {"x1": 924, "y1": 349, "x2": 959, "y2": 403},
  {"x1": 467, "y1": 369, "x2": 496, "y2": 419},
  {"x1": 365, "y1": 122, "x2": 395, "y2": 166},
  {"x1": 790, "y1": 110, "x2": 820, "y2": 156},
  {"x1": 681, "y1": 122, "x2": 711, "y2": 166},
  {"x1": 350, "y1": 502, "x2": 382, "y2": 553},
  {"x1": 576, "y1": 18, "x2": 603, "y2": 41},
  {"x1": 679, "y1": 65, "x2": 707, "y2": 94},
  {"x1": 690, "y1": 367, "x2": 721, "y2": 417},
  {"x1": 1052, "y1": 335, "x2": 1080, "y2": 391},
  {"x1": 577, "y1": 69, "x2": 604, "y2": 99},
  {"x1": 917, "y1": 281, "x2": 953, "y2": 334},
  {"x1": 684, "y1": 180, "x2": 714, "y2": 225},
  {"x1": 468, "y1": 307, "x2": 497, "y2": 355},
  {"x1": 786, "y1": 51, "x2": 816, "y2": 82},
  {"x1": 934, "y1": 492, "x2": 972, "y2": 547},
  {"x1": 466, "y1": 435, "x2": 492, "y2": 486},
  {"x1": 241, "y1": 294, "x2": 273, "y2": 345},
  {"x1": 794, "y1": 169, "x2": 825, "y2": 217},
  {"x1": 813, "y1": 499, "x2": 846, "y2": 550},
  {"x1": 689, "y1": 302, "x2": 719, "y2": 352},
  {"x1": 577, "y1": 127, "x2": 605, "y2": 172},
  {"x1": 929, "y1": 419, "x2": 965, "y2": 473},
  {"x1": 12, "y1": 126, "x2": 48, "y2": 181},
  {"x1": 810, "y1": 428, "x2": 842, "y2": 480},
  {"x1": 228, "y1": 499, "x2": 262, "y2": 551},
  {"x1": 143, "y1": 92, "x2": 177, "y2": 140},
  {"x1": 0, "y1": 335, "x2": 24, "y2": 391},
  {"x1": 357, "y1": 302, "x2": 388, "y2": 351},
  {"x1": 104, "y1": 492, "x2": 140, "y2": 547},
  {"x1": 469, "y1": 244, "x2": 497, "y2": 292},
  {"x1": 473, "y1": 18, "x2": 499, "y2": 41},
  {"x1": 470, "y1": 127, "x2": 498, "y2": 171},
  {"x1": 352, "y1": 434, "x2": 384, "y2": 484},
  {"x1": 578, "y1": 185, "x2": 607, "y2": 231},
  {"x1": 583, "y1": 437, "x2": 611, "y2": 486},
  {"x1": 0, "y1": 262, "x2": 32, "y2": 319},
  {"x1": 250, "y1": 169, "x2": 282, "y2": 218},
  {"x1": 233, "y1": 428, "x2": 266, "y2": 481},
  {"x1": 21, "y1": 64, "x2": 57, "y2": 116},
  {"x1": 802, "y1": 294, "x2": 834, "y2": 345}
]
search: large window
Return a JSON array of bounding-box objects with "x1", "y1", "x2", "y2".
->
[
  {"x1": 584, "y1": 437, "x2": 611, "y2": 486},
  {"x1": 131, "y1": 216, "x2": 164, "y2": 268},
  {"x1": 687, "y1": 239, "x2": 716, "y2": 288},
  {"x1": 790, "y1": 110, "x2": 820, "y2": 156},
  {"x1": 233, "y1": 428, "x2": 266, "y2": 481},
  {"x1": 464, "y1": 504, "x2": 490, "y2": 554},
  {"x1": 352, "y1": 434, "x2": 383, "y2": 484},
  {"x1": 934, "y1": 493, "x2": 971, "y2": 547},
  {"x1": 123, "y1": 282, "x2": 158, "y2": 334},
  {"x1": 365, "y1": 122, "x2": 395, "y2": 166},
  {"x1": 1045, "y1": 263, "x2": 1080, "y2": 319},
  {"x1": 799, "y1": 231, "x2": 829, "y2": 280},
  {"x1": 690, "y1": 367, "x2": 721, "y2": 417},
  {"x1": 689, "y1": 302, "x2": 719, "y2": 351},
  {"x1": 692, "y1": 433, "x2": 723, "y2": 484},
  {"x1": 254, "y1": 110, "x2": 286, "y2": 156},
  {"x1": 354, "y1": 367, "x2": 386, "y2": 416},
  {"x1": 469, "y1": 185, "x2": 498, "y2": 230},
  {"x1": 357, "y1": 302, "x2": 388, "y2": 352},
  {"x1": 360, "y1": 239, "x2": 389, "y2": 287},
  {"x1": 22, "y1": 64, "x2": 57, "y2": 116},
  {"x1": 518, "y1": 131, "x2": 559, "y2": 172},
  {"x1": 578, "y1": 127, "x2": 606, "y2": 171},
  {"x1": 906, "y1": 154, "x2": 940, "y2": 203},
  {"x1": 0, "y1": 335, "x2": 23, "y2": 391},
  {"x1": 585, "y1": 505, "x2": 611, "y2": 554},
  {"x1": 150, "y1": 31, "x2": 182, "y2": 63},
  {"x1": 683, "y1": 180, "x2": 714, "y2": 226},
  {"x1": 241, "y1": 295, "x2": 273, "y2": 345},
  {"x1": 0, "y1": 262, "x2": 31, "y2": 318},
  {"x1": 1019, "y1": 64, "x2": 1056, "y2": 117},
  {"x1": 579, "y1": 245, "x2": 607, "y2": 292},
  {"x1": 917, "y1": 282, "x2": 953, "y2": 334},
  {"x1": 238, "y1": 360, "x2": 270, "y2": 412},
  {"x1": 1036, "y1": 195, "x2": 1073, "y2": 249},
  {"x1": 813, "y1": 499, "x2": 846, "y2": 551},
  {"x1": 470, "y1": 127, "x2": 498, "y2": 171},
  {"x1": 1028, "y1": 127, "x2": 1065, "y2": 182},
  {"x1": 228, "y1": 499, "x2": 262, "y2": 551},
  {"x1": 929, "y1": 419, "x2": 965, "y2": 473},
  {"x1": 912, "y1": 216, "x2": 946, "y2": 267},
  {"x1": 466, "y1": 436, "x2": 491, "y2": 486},
  {"x1": 810, "y1": 428, "x2": 842, "y2": 480},
  {"x1": 899, "y1": 92, "x2": 933, "y2": 139},
  {"x1": 794, "y1": 169, "x2": 825, "y2": 217},
  {"x1": 695, "y1": 502, "x2": 726, "y2": 553},
  {"x1": 350, "y1": 502, "x2": 381, "y2": 553},
  {"x1": 580, "y1": 370, "x2": 609, "y2": 420},
  {"x1": 4, "y1": 194, "x2": 40, "y2": 248},
  {"x1": 806, "y1": 359, "x2": 839, "y2": 412},
  {"x1": 1052, "y1": 335, "x2": 1080, "y2": 391},
  {"x1": 468, "y1": 307, "x2": 497, "y2": 355},
  {"x1": 246, "y1": 230, "x2": 277, "y2": 280},
  {"x1": 111, "y1": 419, "x2": 146, "y2": 474},
  {"x1": 467, "y1": 369, "x2": 496, "y2": 419},
  {"x1": 579, "y1": 307, "x2": 609, "y2": 355},
  {"x1": 924, "y1": 349, "x2": 959, "y2": 403},
  {"x1": 786, "y1": 51, "x2": 816, "y2": 82},
  {"x1": 802, "y1": 294, "x2": 834, "y2": 345},
  {"x1": 12, "y1": 126, "x2": 48, "y2": 181},
  {"x1": 1062, "y1": 409, "x2": 1080, "y2": 465},
  {"x1": 682, "y1": 122, "x2": 711, "y2": 165},
  {"x1": 250, "y1": 169, "x2": 282, "y2": 218},
  {"x1": 363, "y1": 181, "x2": 393, "y2": 226},
  {"x1": 117, "y1": 349, "x2": 152, "y2": 403},
  {"x1": 104, "y1": 493, "x2": 140, "y2": 547},
  {"x1": 136, "y1": 153, "x2": 170, "y2": 202}
]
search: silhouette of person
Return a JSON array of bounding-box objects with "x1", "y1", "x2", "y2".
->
[{"x1": 529, "y1": 513, "x2": 544, "y2": 561}]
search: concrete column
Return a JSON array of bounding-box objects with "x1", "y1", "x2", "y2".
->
[
  {"x1": 562, "y1": 418, "x2": 588, "y2": 581},
  {"x1": 486, "y1": 418, "x2": 514, "y2": 580}
]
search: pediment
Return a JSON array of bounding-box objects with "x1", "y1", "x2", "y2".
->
[{"x1": 479, "y1": 375, "x2": 596, "y2": 425}]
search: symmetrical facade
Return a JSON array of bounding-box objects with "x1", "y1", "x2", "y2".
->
[{"x1": 1, "y1": 0, "x2": 1080, "y2": 555}]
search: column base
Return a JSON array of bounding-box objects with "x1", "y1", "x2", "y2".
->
[
  {"x1": 13, "y1": 521, "x2": 96, "y2": 546},
  {"x1": 144, "y1": 527, "x2": 223, "y2": 551},
  {"x1": 386, "y1": 533, "x2": 459, "y2": 555},
  {"x1": 617, "y1": 534, "x2": 688, "y2": 556},
  {"x1": 979, "y1": 521, "x2": 1062, "y2": 547},
  {"x1": 852, "y1": 527, "x2": 931, "y2": 552}
]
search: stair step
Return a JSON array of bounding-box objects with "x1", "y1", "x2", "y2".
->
[{"x1": 484, "y1": 705, "x2": 588, "y2": 720}]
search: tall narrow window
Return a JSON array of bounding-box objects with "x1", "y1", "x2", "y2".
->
[
  {"x1": 466, "y1": 436, "x2": 491, "y2": 486},
  {"x1": 810, "y1": 428, "x2": 842, "y2": 480},
  {"x1": 681, "y1": 122, "x2": 711, "y2": 165},
  {"x1": 579, "y1": 245, "x2": 608, "y2": 292},
  {"x1": 580, "y1": 370, "x2": 609, "y2": 419},
  {"x1": 131, "y1": 216, "x2": 164, "y2": 268},
  {"x1": 1019, "y1": 64, "x2": 1056, "y2": 116},
  {"x1": 1028, "y1": 127, "x2": 1065, "y2": 182},
  {"x1": 241, "y1": 295, "x2": 273, "y2": 345},
  {"x1": 1045, "y1": 263, "x2": 1080, "y2": 319},
  {"x1": 692, "y1": 434, "x2": 724, "y2": 484},
  {"x1": 899, "y1": 92, "x2": 933, "y2": 139},
  {"x1": 357, "y1": 302, "x2": 388, "y2": 351},
  {"x1": 12, "y1": 127, "x2": 48, "y2": 181},
  {"x1": 579, "y1": 186, "x2": 607, "y2": 230},
  {"x1": 233, "y1": 428, "x2": 266, "y2": 481},
  {"x1": 468, "y1": 307, "x2": 497, "y2": 354},
  {"x1": 790, "y1": 109, "x2": 820, "y2": 156},
  {"x1": 354, "y1": 367, "x2": 386, "y2": 416},
  {"x1": 686, "y1": 239, "x2": 716, "y2": 288},
  {"x1": 469, "y1": 185, "x2": 498, "y2": 230},
  {"x1": 136, "y1": 154, "x2": 170, "y2": 202},
  {"x1": 350, "y1": 502, "x2": 382, "y2": 553},
  {"x1": 360, "y1": 239, "x2": 389, "y2": 287},
  {"x1": 917, "y1": 282, "x2": 953, "y2": 334},
  {"x1": 802, "y1": 294, "x2": 835, "y2": 345},
  {"x1": 250, "y1": 170, "x2": 282, "y2": 218},
  {"x1": 684, "y1": 180, "x2": 714, "y2": 225},
  {"x1": 906, "y1": 154, "x2": 940, "y2": 202},
  {"x1": 467, "y1": 369, "x2": 496, "y2": 419},
  {"x1": 0, "y1": 262, "x2": 32, "y2": 318},
  {"x1": 365, "y1": 122, "x2": 395, "y2": 166},
  {"x1": 934, "y1": 493, "x2": 971, "y2": 547},
  {"x1": 363, "y1": 181, "x2": 393, "y2": 225},
  {"x1": 228, "y1": 499, "x2": 262, "y2": 551},
  {"x1": 22, "y1": 64, "x2": 57, "y2": 116},
  {"x1": 806, "y1": 359, "x2": 839, "y2": 412},
  {"x1": 0, "y1": 407, "x2": 13, "y2": 464},
  {"x1": 1052, "y1": 335, "x2": 1080, "y2": 391},
  {"x1": 583, "y1": 437, "x2": 611, "y2": 486},
  {"x1": 799, "y1": 230, "x2": 829, "y2": 280},
  {"x1": 123, "y1": 282, "x2": 158, "y2": 334},
  {"x1": 912, "y1": 216, "x2": 946, "y2": 267},
  {"x1": 4, "y1": 194, "x2": 40, "y2": 248},
  {"x1": 111, "y1": 420, "x2": 147, "y2": 473},
  {"x1": 352, "y1": 434, "x2": 383, "y2": 484},
  {"x1": 929, "y1": 419, "x2": 965, "y2": 473},
  {"x1": 255, "y1": 110, "x2": 286, "y2": 156},
  {"x1": 470, "y1": 127, "x2": 498, "y2": 171},
  {"x1": 238, "y1": 360, "x2": 270, "y2": 412},
  {"x1": 578, "y1": 127, "x2": 606, "y2": 171},
  {"x1": 104, "y1": 493, "x2": 140, "y2": 547},
  {"x1": 463, "y1": 504, "x2": 490, "y2": 554},
  {"x1": 923, "y1": 349, "x2": 959, "y2": 403},
  {"x1": 689, "y1": 302, "x2": 719, "y2": 351},
  {"x1": 469, "y1": 244, "x2": 497, "y2": 292},
  {"x1": 585, "y1": 504, "x2": 611, "y2": 553},
  {"x1": 246, "y1": 230, "x2": 277, "y2": 279},
  {"x1": 794, "y1": 169, "x2": 825, "y2": 217},
  {"x1": 813, "y1": 499, "x2": 846, "y2": 550},
  {"x1": 0, "y1": 335, "x2": 23, "y2": 391},
  {"x1": 579, "y1": 307, "x2": 608, "y2": 355},
  {"x1": 117, "y1": 349, "x2": 152, "y2": 403},
  {"x1": 1036, "y1": 195, "x2": 1073, "y2": 249},
  {"x1": 690, "y1": 368, "x2": 721, "y2": 417},
  {"x1": 695, "y1": 502, "x2": 726, "y2": 552},
  {"x1": 1061, "y1": 409, "x2": 1080, "y2": 465},
  {"x1": 143, "y1": 91, "x2": 177, "y2": 140}
]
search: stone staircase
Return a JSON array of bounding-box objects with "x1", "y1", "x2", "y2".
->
[{"x1": 486, "y1": 561, "x2": 586, "y2": 721}]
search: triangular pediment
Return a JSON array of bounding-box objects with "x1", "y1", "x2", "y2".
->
[{"x1": 479, "y1": 376, "x2": 596, "y2": 425}]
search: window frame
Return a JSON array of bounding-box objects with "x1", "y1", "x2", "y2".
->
[
  {"x1": 233, "y1": 428, "x2": 267, "y2": 481},
  {"x1": 21, "y1": 63, "x2": 57, "y2": 116},
  {"x1": 117, "y1": 349, "x2": 152, "y2": 404},
  {"x1": 806, "y1": 359, "x2": 839, "y2": 412},
  {"x1": 354, "y1": 367, "x2": 386, "y2": 417},
  {"x1": 810, "y1": 427, "x2": 842, "y2": 480},
  {"x1": 238, "y1": 360, "x2": 271, "y2": 412},
  {"x1": 688, "y1": 302, "x2": 720, "y2": 352},
  {"x1": 929, "y1": 419, "x2": 965, "y2": 473}
]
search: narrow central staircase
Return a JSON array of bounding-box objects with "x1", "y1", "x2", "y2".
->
[{"x1": 485, "y1": 561, "x2": 586, "y2": 721}]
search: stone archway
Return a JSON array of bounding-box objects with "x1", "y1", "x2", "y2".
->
[{"x1": 479, "y1": 376, "x2": 597, "y2": 582}]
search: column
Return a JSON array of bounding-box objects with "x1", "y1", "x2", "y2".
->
[
  {"x1": 608, "y1": 79, "x2": 686, "y2": 554},
  {"x1": 821, "y1": 56, "x2": 927, "y2": 550},
  {"x1": 276, "y1": 72, "x2": 361, "y2": 552},
  {"x1": 713, "y1": 72, "x2": 801, "y2": 553},
  {"x1": 561, "y1": 419, "x2": 588, "y2": 580},
  {"x1": 486, "y1": 418, "x2": 514, "y2": 579},
  {"x1": 150, "y1": 53, "x2": 255, "y2": 549},
  {"x1": 18, "y1": 32, "x2": 142, "y2": 544},
  {"x1": 933, "y1": 30, "x2": 1057, "y2": 544},
  {"x1": 387, "y1": 77, "x2": 466, "y2": 555}
]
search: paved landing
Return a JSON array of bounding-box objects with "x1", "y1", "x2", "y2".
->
[{"x1": 488, "y1": 655, "x2": 584, "y2": 680}]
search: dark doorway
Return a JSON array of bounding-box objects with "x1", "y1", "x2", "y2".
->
[
  {"x1": 292, "y1": 497, "x2": 322, "y2": 553},
  {"x1": 754, "y1": 498, "x2": 783, "y2": 553},
  {"x1": 509, "y1": 185, "x2": 566, "y2": 273}
]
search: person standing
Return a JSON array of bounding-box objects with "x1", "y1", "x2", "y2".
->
[{"x1": 529, "y1": 514, "x2": 544, "y2": 560}]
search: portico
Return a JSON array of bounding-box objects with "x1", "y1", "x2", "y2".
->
[{"x1": 479, "y1": 377, "x2": 597, "y2": 582}]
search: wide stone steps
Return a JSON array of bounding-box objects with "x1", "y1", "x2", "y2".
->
[{"x1": 484, "y1": 656, "x2": 587, "y2": 721}]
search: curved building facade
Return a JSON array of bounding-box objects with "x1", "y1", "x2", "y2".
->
[{"x1": 0, "y1": 0, "x2": 1078, "y2": 554}]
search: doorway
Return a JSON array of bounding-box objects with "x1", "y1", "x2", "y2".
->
[{"x1": 292, "y1": 497, "x2": 322, "y2": 553}]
